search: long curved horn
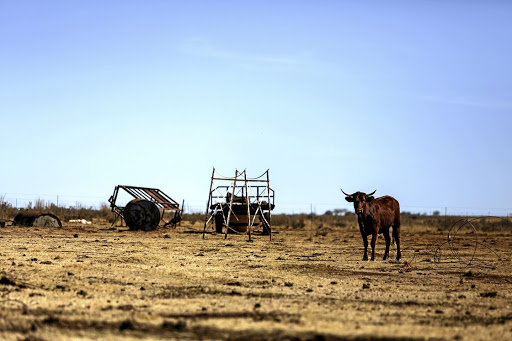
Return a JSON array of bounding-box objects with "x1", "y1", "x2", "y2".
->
[
  {"x1": 341, "y1": 189, "x2": 353, "y2": 196},
  {"x1": 366, "y1": 190, "x2": 376, "y2": 196}
]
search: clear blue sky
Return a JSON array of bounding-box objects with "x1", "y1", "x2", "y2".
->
[{"x1": 1, "y1": 1, "x2": 511, "y2": 216}]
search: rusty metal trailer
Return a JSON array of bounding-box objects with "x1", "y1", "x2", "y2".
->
[{"x1": 108, "y1": 185, "x2": 182, "y2": 231}]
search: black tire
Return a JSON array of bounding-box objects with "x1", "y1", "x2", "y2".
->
[
  {"x1": 261, "y1": 212, "x2": 271, "y2": 235},
  {"x1": 124, "y1": 199, "x2": 160, "y2": 231},
  {"x1": 214, "y1": 212, "x2": 224, "y2": 233}
]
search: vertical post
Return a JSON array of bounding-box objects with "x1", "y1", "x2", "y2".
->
[
  {"x1": 203, "y1": 167, "x2": 216, "y2": 239},
  {"x1": 244, "y1": 170, "x2": 252, "y2": 242},
  {"x1": 266, "y1": 169, "x2": 272, "y2": 241},
  {"x1": 225, "y1": 169, "x2": 239, "y2": 239}
]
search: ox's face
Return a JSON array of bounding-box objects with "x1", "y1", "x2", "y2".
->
[{"x1": 344, "y1": 192, "x2": 374, "y2": 216}]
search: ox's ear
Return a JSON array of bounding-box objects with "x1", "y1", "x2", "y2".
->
[
  {"x1": 366, "y1": 196, "x2": 374, "y2": 202},
  {"x1": 345, "y1": 196, "x2": 354, "y2": 202}
]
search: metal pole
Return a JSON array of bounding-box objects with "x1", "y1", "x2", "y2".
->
[
  {"x1": 203, "y1": 167, "x2": 216, "y2": 239},
  {"x1": 266, "y1": 169, "x2": 272, "y2": 241},
  {"x1": 244, "y1": 170, "x2": 252, "y2": 241},
  {"x1": 225, "y1": 169, "x2": 238, "y2": 239}
]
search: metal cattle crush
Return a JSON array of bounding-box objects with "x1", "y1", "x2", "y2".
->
[{"x1": 203, "y1": 168, "x2": 275, "y2": 241}]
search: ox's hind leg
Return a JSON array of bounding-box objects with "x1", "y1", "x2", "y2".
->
[
  {"x1": 393, "y1": 222, "x2": 401, "y2": 261},
  {"x1": 383, "y1": 229, "x2": 390, "y2": 260}
]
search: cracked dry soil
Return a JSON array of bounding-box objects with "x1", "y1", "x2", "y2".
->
[{"x1": 0, "y1": 222, "x2": 511, "y2": 340}]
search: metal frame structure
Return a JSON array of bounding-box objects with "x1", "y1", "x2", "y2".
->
[
  {"x1": 203, "y1": 168, "x2": 274, "y2": 241},
  {"x1": 108, "y1": 185, "x2": 182, "y2": 228}
]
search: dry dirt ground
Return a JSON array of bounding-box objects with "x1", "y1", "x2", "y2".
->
[{"x1": 0, "y1": 221, "x2": 511, "y2": 341}]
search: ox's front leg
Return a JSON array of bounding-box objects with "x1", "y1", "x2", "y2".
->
[
  {"x1": 360, "y1": 231, "x2": 368, "y2": 261},
  {"x1": 370, "y1": 232, "x2": 378, "y2": 261}
]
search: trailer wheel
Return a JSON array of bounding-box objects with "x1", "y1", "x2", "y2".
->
[
  {"x1": 124, "y1": 199, "x2": 160, "y2": 231},
  {"x1": 260, "y1": 212, "x2": 271, "y2": 235},
  {"x1": 214, "y1": 212, "x2": 224, "y2": 233}
]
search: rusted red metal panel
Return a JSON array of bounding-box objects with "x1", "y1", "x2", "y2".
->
[{"x1": 118, "y1": 185, "x2": 179, "y2": 210}]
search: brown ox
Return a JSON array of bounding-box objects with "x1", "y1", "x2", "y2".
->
[{"x1": 342, "y1": 189, "x2": 401, "y2": 261}]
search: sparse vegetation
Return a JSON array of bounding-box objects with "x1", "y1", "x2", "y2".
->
[
  {"x1": 2, "y1": 201, "x2": 511, "y2": 232},
  {"x1": 0, "y1": 200, "x2": 113, "y2": 223}
]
